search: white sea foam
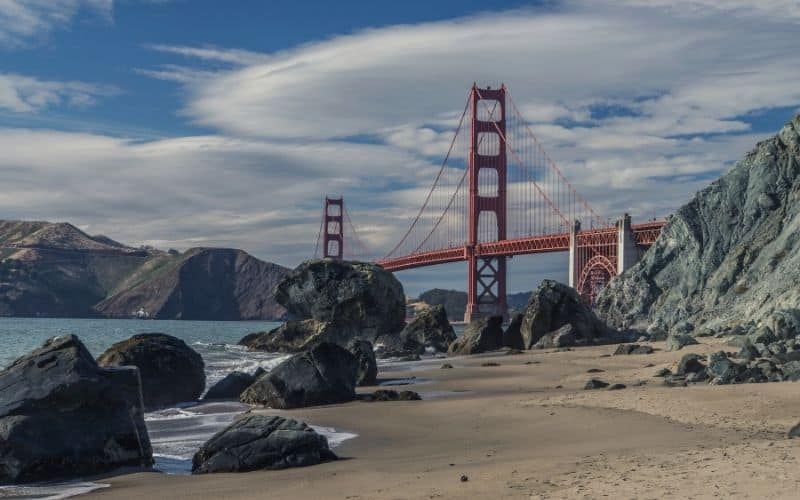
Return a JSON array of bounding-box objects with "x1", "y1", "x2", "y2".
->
[{"x1": 0, "y1": 482, "x2": 109, "y2": 499}]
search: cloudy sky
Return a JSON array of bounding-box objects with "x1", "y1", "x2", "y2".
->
[{"x1": 1, "y1": 0, "x2": 799, "y2": 295}]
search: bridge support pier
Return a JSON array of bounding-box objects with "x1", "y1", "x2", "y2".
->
[
  {"x1": 568, "y1": 220, "x2": 581, "y2": 288},
  {"x1": 616, "y1": 213, "x2": 637, "y2": 275}
]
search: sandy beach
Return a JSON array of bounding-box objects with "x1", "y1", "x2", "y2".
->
[{"x1": 83, "y1": 338, "x2": 800, "y2": 499}]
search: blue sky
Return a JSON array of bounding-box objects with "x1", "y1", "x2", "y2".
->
[{"x1": 1, "y1": 0, "x2": 800, "y2": 295}]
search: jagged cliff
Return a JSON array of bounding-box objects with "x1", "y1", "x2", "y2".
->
[
  {"x1": 597, "y1": 113, "x2": 800, "y2": 333},
  {"x1": 0, "y1": 220, "x2": 287, "y2": 320}
]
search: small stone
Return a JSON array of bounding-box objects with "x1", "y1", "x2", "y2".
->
[
  {"x1": 608, "y1": 383, "x2": 626, "y2": 390},
  {"x1": 787, "y1": 423, "x2": 800, "y2": 439},
  {"x1": 440, "y1": 363, "x2": 454, "y2": 369},
  {"x1": 460, "y1": 475, "x2": 469, "y2": 482},
  {"x1": 654, "y1": 368, "x2": 671, "y2": 377},
  {"x1": 584, "y1": 378, "x2": 609, "y2": 390},
  {"x1": 481, "y1": 362, "x2": 500, "y2": 367},
  {"x1": 587, "y1": 368, "x2": 604, "y2": 373}
]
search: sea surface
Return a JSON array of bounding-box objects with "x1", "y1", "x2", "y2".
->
[{"x1": 0, "y1": 318, "x2": 360, "y2": 497}]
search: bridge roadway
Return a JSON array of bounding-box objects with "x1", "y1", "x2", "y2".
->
[{"x1": 376, "y1": 221, "x2": 665, "y2": 272}]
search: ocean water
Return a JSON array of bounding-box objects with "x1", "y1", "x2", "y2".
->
[{"x1": 0, "y1": 318, "x2": 359, "y2": 496}]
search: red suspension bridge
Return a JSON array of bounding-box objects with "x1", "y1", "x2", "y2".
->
[{"x1": 315, "y1": 84, "x2": 665, "y2": 322}]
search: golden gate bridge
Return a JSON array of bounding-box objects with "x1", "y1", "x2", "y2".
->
[{"x1": 315, "y1": 84, "x2": 665, "y2": 321}]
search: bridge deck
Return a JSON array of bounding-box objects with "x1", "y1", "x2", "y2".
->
[{"x1": 376, "y1": 221, "x2": 665, "y2": 272}]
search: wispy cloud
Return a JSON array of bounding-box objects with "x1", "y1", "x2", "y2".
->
[
  {"x1": 0, "y1": 0, "x2": 113, "y2": 48},
  {"x1": 0, "y1": 73, "x2": 118, "y2": 113}
]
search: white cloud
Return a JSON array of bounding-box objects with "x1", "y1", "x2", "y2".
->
[{"x1": 0, "y1": 73, "x2": 117, "y2": 113}]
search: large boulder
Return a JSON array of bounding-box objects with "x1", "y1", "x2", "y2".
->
[
  {"x1": 398, "y1": 305, "x2": 456, "y2": 353},
  {"x1": 0, "y1": 335, "x2": 152, "y2": 483},
  {"x1": 520, "y1": 280, "x2": 618, "y2": 349},
  {"x1": 203, "y1": 369, "x2": 264, "y2": 401},
  {"x1": 533, "y1": 324, "x2": 578, "y2": 349},
  {"x1": 447, "y1": 316, "x2": 504, "y2": 355},
  {"x1": 97, "y1": 333, "x2": 206, "y2": 410},
  {"x1": 192, "y1": 415, "x2": 336, "y2": 474},
  {"x1": 240, "y1": 342, "x2": 358, "y2": 409},
  {"x1": 348, "y1": 340, "x2": 378, "y2": 386},
  {"x1": 665, "y1": 333, "x2": 699, "y2": 352},
  {"x1": 274, "y1": 259, "x2": 405, "y2": 340}
]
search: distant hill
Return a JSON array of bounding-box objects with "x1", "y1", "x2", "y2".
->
[
  {"x1": 418, "y1": 288, "x2": 532, "y2": 321},
  {"x1": 0, "y1": 220, "x2": 288, "y2": 320}
]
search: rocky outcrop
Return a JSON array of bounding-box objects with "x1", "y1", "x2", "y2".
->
[
  {"x1": 275, "y1": 259, "x2": 405, "y2": 338},
  {"x1": 97, "y1": 333, "x2": 205, "y2": 410},
  {"x1": 349, "y1": 340, "x2": 378, "y2": 387},
  {"x1": 520, "y1": 280, "x2": 620, "y2": 349},
  {"x1": 398, "y1": 305, "x2": 456, "y2": 353},
  {"x1": 240, "y1": 342, "x2": 358, "y2": 409},
  {"x1": 0, "y1": 335, "x2": 152, "y2": 483},
  {"x1": 665, "y1": 334, "x2": 699, "y2": 352},
  {"x1": 94, "y1": 248, "x2": 288, "y2": 320},
  {"x1": 192, "y1": 415, "x2": 336, "y2": 474},
  {"x1": 241, "y1": 260, "x2": 406, "y2": 352},
  {"x1": 203, "y1": 369, "x2": 264, "y2": 401},
  {"x1": 597, "y1": 113, "x2": 800, "y2": 333},
  {"x1": 447, "y1": 316, "x2": 504, "y2": 355}
]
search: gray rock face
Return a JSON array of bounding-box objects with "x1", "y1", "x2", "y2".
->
[
  {"x1": 398, "y1": 305, "x2": 456, "y2": 353},
  {"x1": 97, "y1": 333, "x2": 206, "y2": 411},
  {"x1": 447, "y1": 316, "x2": 504, "y2": 355},
  {"x1": 0, "y1": 335, "x2": 152, "y2": 483},
  {"x1": 274, "y1": 259, "x2": 405, "y2": 340},
  {"x1": 676, "y1": 353, "x2": 706, "y2": 376},
  {"x1": 192, "y1": 415, "x2": 336, "y2": 474},
  {"x1": 349, "y1": 340, "x2": 378, "y2": 387},
  {"x1": 520, "y1": 280, "x2": 618, "y2": 349},
  {"x1": 613, "y1": 344, "x2": 654, "y2": 355},
  {"x1": 597, "y1": 113, "x2": 800, "y2": 332},
  {"x1": 240, "y1": 342, "x2": 358, "y2": 409},
  {"x1": 238, "y1": 319, "x2": 347, "y2": 353}
]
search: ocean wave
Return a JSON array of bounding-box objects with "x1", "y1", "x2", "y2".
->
[{"x1": 0, "y1": 482, "x2": 109, "y2": 499}]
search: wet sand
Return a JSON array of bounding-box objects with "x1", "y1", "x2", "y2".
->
[{"x1": 88, "y1": 338, "x2": 800, "y2": 499}]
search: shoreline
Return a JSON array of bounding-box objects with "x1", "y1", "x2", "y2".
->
[{"x1": 84, "y1": 338, "x2": 800, "y2": 499}]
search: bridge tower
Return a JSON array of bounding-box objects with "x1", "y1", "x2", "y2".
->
[
  {"x1": 323, "y1": 196, "x2": 344, "y2": 260},
  {"x1": 464, "y1": 84, "x2": 508, "y2": 323}
]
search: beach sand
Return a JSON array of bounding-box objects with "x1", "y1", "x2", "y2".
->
[{"x1": 88, "y1": 338, "x2": 800, "y2": 499}]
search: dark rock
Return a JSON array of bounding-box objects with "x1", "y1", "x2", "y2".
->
[
  {"x1": 614, "y1": 344, "x2": 654, "y2": 355},
  {"x1": 357, "y1": 390, "x2": 421, "y2": 402},
  {"x1": 460, "y1": 475, "x2": 469, "y2": 482},
  {"x1": 238, "y1": 319, "x2": 342, "y2": 353},
  {"x1": 676, "y1": 353, "x2": 706, "y2": 376},
  {"x1": 587, "y1": 368, "x2": 605, "y2": 373},
  {"x1": 686, "y1": 370, "x2": 709, "y2": 383},
  {"x1": 447, "y1": 316, "x2": 504, "y2": 355},
  {"x1": 584, "y1": 378, "x2": 609, "y2": 390},
  {"x1": 787, "y1": 422, "x2": 800, "y2": 439},
  {"x1": 707, "y1": 351, "x2": 743, "y2": 384},
  {"x1": 274, "y1": 259, "x2": 405, "y2": 341},
  {"x1": 441, "y1": 363, "x2": 454, "y2": 369},
  {"x1": 97, "y1": 333, "x2": 205, "y2": 411},
  {"x1": 665, "y1": 334, "x2": 698, "y2": 352},
  {"x1": 654, "y1": 367, "x2": 672, "y2": 377},
  {"x1": 520, "y1": 280, "x2": 619, "y2": 349},
  {"x1": 608, "y1": 383, "x2": 626, "y2": 390},
  {"x1": 0, "y1": 335, "x2": 152, "y2": 483},
  {"x1": 502, "y1": 313, "x2": 525, "y2": 350},
  {"x1": 749, "y1": 326, "x2": 778, "y2": 346},
  {"x1": 240, "y1": 342, "x2": 358, "y2": 409},
  {"x1": 663, "y1": 375, "x2": 688, "y2": 387},
  {"x1": 533, "y1": 324, "x2": 578, "y2": 349},
  {"x1": 191, "y1": 415, "x2": 336, "y2": 474},
  {"x1": 780, "y1": 360, "x2": 800, "y2": 381},
  {"x1": 481, "y1": 362, "x2": 500, "y2": 367},
  {"x1": 765, "y1": 309, "x2": 800, "y2": 340},
  {"x1": 348, "y1": 340, "x2": 378, "y2": 387},
  {"x1": 399, "y1": 305, "x2": 456, "y2": 353},
  {"x1": 738, "y1": 342, "x2": 760, "y2": 362},
  {"x1": 204, "y1": 370, "x2": 262, "y2": 401},
  {"x1": 596, "y1": 113, "x2": 800, "y2": 332}
]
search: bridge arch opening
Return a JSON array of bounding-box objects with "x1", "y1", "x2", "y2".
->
[
  {"x1": 478, "y1": 168, "x2": 499, "y2": 197},
  {"x1": 476, "y1": 99, "x2": 503, "y2": 121},
  {"x1": 577, "y1": 254, "x2": 616, "y2": 306},
  {"x1": 477, "y1": 210, "x2": 498, "y2": 243},
  {"x1": 477, "y1": 132, "x2": 500, "y2": 156}
]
